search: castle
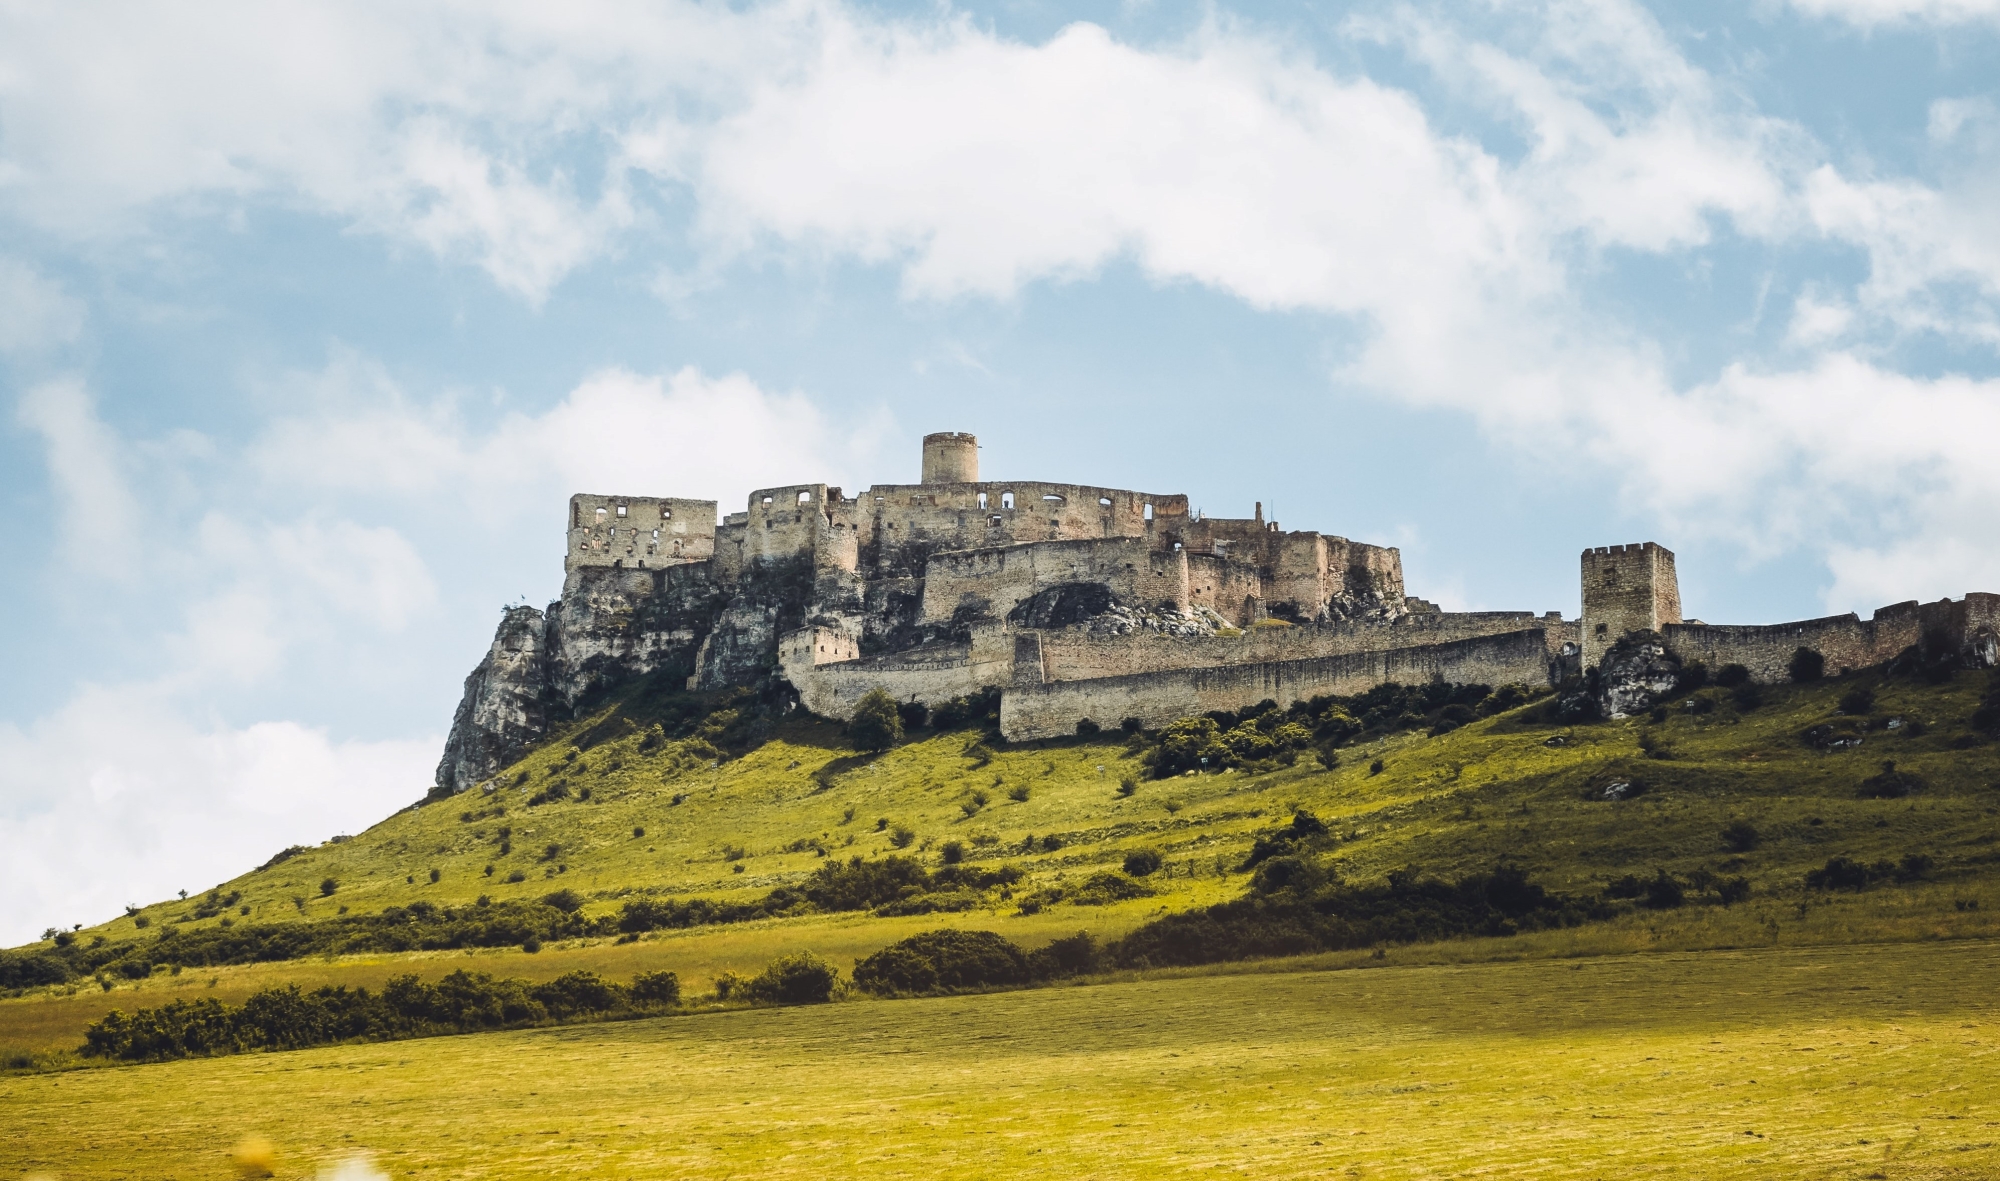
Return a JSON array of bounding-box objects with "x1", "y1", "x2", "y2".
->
[{"x1": 434, "y1": 433, "x2": 2000, "y2": 794}]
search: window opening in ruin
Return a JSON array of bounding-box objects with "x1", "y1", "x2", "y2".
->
[
  {"x1": 797, "y1": 491, "x2": 812, "y2": 504},
  {"x1": 977, "y1": 492, "x2": 988, "y2": 509},
  {"x1": 1001, "y1": 492, "x2": 1015, "y2": 510},
  {"x1": 662, "y1": 507, "x2": 672, "y2": 519},
  {"x1": 761, "y1": 495, "x2": 774, "y2": 504},
  {"x1": 1043, "y1": 493, "x2": 1065, "y2": 504},
  {"x1": 651, "y1": 530, "x2": 660, "y2": 541},
  {"x1": 989, "y1": 515, "x2": 1002, "y2": 527},
  {"x1": 1099, "y1": 497, "x2": 1112, "y2": 507},
  {"x1": 596, "y1": 507, "x2": 607, "y2": 520},
  {"x1": 616, "y1": 505, "x2": 627, "y2": 516},
  {"x1": 1143, "y1": 502, "x2": 1154, "y2": 520}
]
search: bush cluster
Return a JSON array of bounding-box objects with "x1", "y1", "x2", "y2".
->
[
  {"x1": 852, "y1": 929, "x2": 1100, "y2": 996},
  {"x1": 1134, "y1": 685, "x2": 1538, "y2": 778},
  {"x1": 1805, "y1": 853, "x2": 1934, "y2": 890},
  {"x1": 1107, "y1": 863, "x2": 1604, "y2": 969},
  {"x1": 82, "y1": 967, "x2": 674, "y2": 1062},
  {"x1": 615, "y1": 856, "x2": 1025, "y2": 934}
]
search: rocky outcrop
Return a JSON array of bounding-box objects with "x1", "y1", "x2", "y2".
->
[
  {"x1": 431, "y1": 606, "x2": 553, "y2": 798},
  {"x1": 433, "y1": 565, "x2": 727, "y2": 797},
  {"x1": 546, "y1": 564, "x2": 719, "y2": 707},
  {"x1": 1596, "y1": 630, "x2": 1683, "y2": 719}
]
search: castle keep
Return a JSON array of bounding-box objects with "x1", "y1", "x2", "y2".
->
[{"x1": 434, "y1": 433, "x2": 2000, "y2": 794}]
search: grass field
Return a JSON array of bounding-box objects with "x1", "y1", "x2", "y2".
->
[{"x1": 4, "y1": 937, "x2": 1996, "y2": 1179}]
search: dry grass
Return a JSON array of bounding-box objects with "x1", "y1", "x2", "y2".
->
[{"x1": 3, "y1": 937, "x2": 1996, "y2": 1179}]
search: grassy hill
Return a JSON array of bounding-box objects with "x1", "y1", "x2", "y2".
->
[
  {"x1": 32, "y1": 661, "x2": 2000, "y2": 945},
  {"x1": 5, "y1": 661, "x2": 2000, "y2": 1060}
]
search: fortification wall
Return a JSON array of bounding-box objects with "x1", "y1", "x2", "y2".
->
[
  {"x1": 855, "y1": 481, "x2": 1189, "y2": 578},
  {"x1": 919, "y1": 537, "x2": 1187, "y2": 624},
  {"x1": 1662, "y1": 594, "x2": 2000, "y2": 682},
  {"x1": 1000, "y1": 629, "x2": 1559, "y2": 741},
  {"x1": 1187, "y1": 552, "x2": 1267, "y2": 623},
  {"x1": 780, "y1": 622, "x2": 1011, "y2": 717},
  {"x1": 1034, "y1": 611, "x2": 1563, "y2": 681},
  {"x1": 565, "y1": 494, "x2": 716, "y2": 573}
]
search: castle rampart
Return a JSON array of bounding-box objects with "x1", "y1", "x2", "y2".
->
[
  {"x1": 999, "y1": 629, "x2": 1560, "y2": 741},
  {"x1": 565, "y1": 494, "x2": 716, "y2": 573}
]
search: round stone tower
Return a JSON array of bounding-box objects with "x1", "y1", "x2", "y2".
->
[{"x1": 921, "y1": 431, "x2": 979, "y2": 484}]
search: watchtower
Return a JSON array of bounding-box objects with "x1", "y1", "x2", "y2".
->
[
  {"x1": 1581, "y1": 542, "x2": 1681, "y2": 668},
  {"x1": 921, "y1": 431, "x2": 979, "y2": 484}
]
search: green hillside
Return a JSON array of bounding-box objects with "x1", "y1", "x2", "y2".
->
[{"x1": 18, "y1": 660, "x2": 2000, "y2": 987}]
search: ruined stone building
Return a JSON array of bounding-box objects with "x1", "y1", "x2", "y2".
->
[{"x1": 434, "y1": 433, "x2": 2000, "y2": 794}]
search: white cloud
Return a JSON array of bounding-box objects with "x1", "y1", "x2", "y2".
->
[
  {"x1": 0, "y1": 683, "x2": 435, "y2": 947},
  {"x1": 249, "y1": 357, "x2": 882, "y2": 511},
  {"x1": 1788, "y1": 0, "x2": 2000, "y2": 26},
  {"x1": 14, "y1": 379, "x2": 139, "y2": 578},
  {"x1": 0, "y1": 258, "x2": 85, "y2": 354}
]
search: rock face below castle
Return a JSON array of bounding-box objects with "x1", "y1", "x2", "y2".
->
[{"x1": 433, "y1": 434, "x2": 2000, "y2": 795}]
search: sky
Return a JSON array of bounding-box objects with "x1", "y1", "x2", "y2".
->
[{"x1": 3, "y1": 0, "x2": 1998, "y2": 946}]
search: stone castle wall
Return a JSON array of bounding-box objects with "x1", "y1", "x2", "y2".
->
[
  {"x1": 1034, "y1": 611, "x2": 1569, "y2": 681},
  {"x1": 1000, "y1": 628, "x2": 1560, "y2": 741},
  {"x1": 918, "y1": 536, "x2": 1188, "y2": 625},
  {"x1": 1663, "y1": 594, "x2": 2000, "y2": 683},
  {"x1": 565, "y1": 494, "x2": 716, "y2": 573},
  {"x1": 779, "y1": 622, "x2": 1014, "y2": 717}
]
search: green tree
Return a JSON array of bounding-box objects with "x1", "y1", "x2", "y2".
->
[{"x1": 849, "y1": 687, "x2": 904, "y2": 752}]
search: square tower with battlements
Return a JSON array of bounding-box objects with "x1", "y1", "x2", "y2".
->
[{"x1": 1581, "y1": 542, "x2": 1681, "y2": 668}]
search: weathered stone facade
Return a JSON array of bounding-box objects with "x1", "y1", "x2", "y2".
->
[{"x1": 433, "y1": 433, "x2": 2000, "y2": 790}]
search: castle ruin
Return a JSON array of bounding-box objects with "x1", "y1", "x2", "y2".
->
[{"x1": 434, "y1": 433, "x2": 2000, "y2": 794}]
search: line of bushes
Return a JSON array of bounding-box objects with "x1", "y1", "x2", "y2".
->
[
  {"x1": 80, "y1": 946, "x2": 851, "y2": 1065},
  {"x1": 615, "y1": 855, "x2": 1024, "y2": 933}
]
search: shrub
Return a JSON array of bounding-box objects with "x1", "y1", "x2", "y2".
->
[
  {"x1": 1805, "y1": 856, "x2": 1874, "y2": 890},
  {"x1": 1640, "y1": 870, "x2": 1685, "y2": 910},
  {"x1": 1840, "y1": 685, "x2": 1877, "y2": 715},
  {"x1": 1007, "y1": 784, "x2": 1031, "y2": 802},
  {"x1": 1789, "y1": 647, "x2": 1825, "y2": 683},
  {"x1": 889, "y1": 826, "x2": 916, "y2": 849},
  {"x1": 1716, "y1": 876, "x2": 1752, "y2": 905},
  {"x1": 1117, "y1": 776, "x2": 1137, "y2": 797},
  {"x1": 132, "y1": 915, "x2": 151, "y2": 929},
  {"x1": 852, "y1": 930, "x2": 1030, "y2": 996},
  {"x1": 540, "y1": 889, "x2": 585, "y2": 913},
  {"x1": 1369, "y1": 759, "x2": 1385, "y2": 775},
  {"x1": 428, "y1": 868, "x2": 440, "y2": 884},
  {"x1": 1731, "y1": 684, "x2": 1765, "y2": 711},
  {"x1": 1720, "y1": 820, "x2": 1762, "y2": 853},
  {"x1": 940, "y1": 840, "x2": 965, "y2": 865},
  {"x1": 630, "y1": 971, "x2": 681, "y2": 1006},
  {"x1": 896, "y1": 700, "x2": 928, "y2": 733},
  {"x1": 521, "y1": 937, "x2": 542, "y2": 953},
  {"x1": 741, "y1": 953, "x2": 839, "y2": 1005},
  {"x1": 1858, "y1": 760, "x2": 1926, "y2": 799},
  {"x1": 1025, "y1": 931, "x2": 1100, "y2": 980},
  {"x1": 319, "y1": 878, "x2": 338, "y2": 897},
  {"x1": 1715, "y1": 663, "x2": 1751, "y2": 688},
  {"x1": 505, "y1": 870, "x2": 526, "y2": 883},
  {"x1": 1076, "y1": 717, "x2": 1101, "y2": 737},
  {"x1": 850, "y1": 688, "x2": 904, "y2": 753},
  {"x1": 1123, "y1": 848, "x2": 1164, "y2": 877}
]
